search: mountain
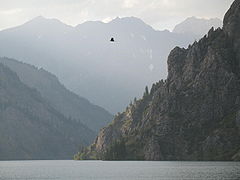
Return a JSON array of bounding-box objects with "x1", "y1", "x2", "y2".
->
[
  {"x1": 0, "y1": 63, "x2": 94, "y2": 160},
  {"x1": 0, "y1": 57, "x2": 113, "y2": 132},
  {"x1": 0, "y1": 16, "x2": 216, "y2": 113},
  {"x1": 76, "y1": 0, "x2": 240, "y2": 161},
  {"x1": 173, "y1": 17, "x2": 222, "y2": 37}
]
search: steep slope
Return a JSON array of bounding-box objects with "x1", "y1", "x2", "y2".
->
[
  {"x1": 0, "y1": 16, "x2": 214, "y2": 113},
  {"x1": 0, "y1": 63, "x2": 94, "y2": 160},
  {"x1": 173, "y1": 17, "x2": 222, "y2": 37},
  {"x1": 0, "y1": 57, "x2": 113, "y2": 132},
  {"x1": 77, "y1": 0, "x2": 240, "y2": 161}
]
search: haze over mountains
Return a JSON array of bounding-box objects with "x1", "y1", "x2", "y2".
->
[
  {"x1": 0, "y1": 57, "x2": 113, "y2": 133},
  {"x1": 173, "y1": 17, "x2": 222, "y2": 37},
  {"x1": 0, "y1": 62, "x2": 94, "y2": 160},
  {"x1": 0, "y1": 16, "x2": 222, "y2": 113}
]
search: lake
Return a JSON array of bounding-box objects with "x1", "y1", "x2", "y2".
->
[{"x1": 0, "y1": 160, "x2": 239, "y2": 180}]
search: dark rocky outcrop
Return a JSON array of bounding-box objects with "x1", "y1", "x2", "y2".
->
[{"x1": 76, "y1": 0, "x2": 240, "y2": 161}]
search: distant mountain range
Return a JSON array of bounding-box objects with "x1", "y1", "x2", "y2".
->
[{"x1": 0, "y1": 16, "x2": 221, "y2": 113}]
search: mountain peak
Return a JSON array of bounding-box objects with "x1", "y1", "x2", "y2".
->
[
  {"x1": 22, "y1": 16, "x2": 72, "y2": 29},
  {"x1": 173, "y1": 16, "x2": 222, "y2": 36},
  {"x1": 110, "y1": 16, "x2": 145, "y2": 24},
  {"x1": 223, "y1": 0, "x2": 240, "y2": 37},
  {"x1": 108, "y1": 16, "x2": 154, "y2": 31},
  {"x1": 28, "y1": 16, "x2": 55, "y2": 23},
  {"x1": 29, "y1": 16, "x2": 66, "y2": 24},
  {"x1": 76, "y1": 20, "x2": 104, "y2": 29}
]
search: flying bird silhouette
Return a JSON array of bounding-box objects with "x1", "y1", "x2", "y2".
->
[{"x1": 110, "y1": 37, "x2": 115, "y2": 42}]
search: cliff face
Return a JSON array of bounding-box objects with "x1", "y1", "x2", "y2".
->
[{"x1": 77, "y1": 0, "x2": 240, "y2": 161}]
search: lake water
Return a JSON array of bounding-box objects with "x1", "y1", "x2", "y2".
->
[{"x1": 0, "y1": 160, "x2": 239, "y2": 180}]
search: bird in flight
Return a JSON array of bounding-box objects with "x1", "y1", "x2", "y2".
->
[{"x1": 110, "y1": 37, "x2": 115, "y2": 42}]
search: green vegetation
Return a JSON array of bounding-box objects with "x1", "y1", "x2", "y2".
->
[
  {"x1": 102, "y1": 138, "x2": 127, "y2": 160},
  {"x1": 0, "y1": 63, "x2": 94, "y2": 160}
]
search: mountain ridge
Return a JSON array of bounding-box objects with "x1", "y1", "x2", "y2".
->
[
  {"x1": 0, "y1": 57, "x2": 113, "y2": 132},
  {"x1": 0, "y1": 15, "x2": 221, "y2": 113},
  {"x1": 0, "y1": 62, "x2": 94, "y2": 160}
]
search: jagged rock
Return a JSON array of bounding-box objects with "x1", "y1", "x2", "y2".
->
[{"x1": 223, "y1": 0, "x2": 240, "y2": 68}]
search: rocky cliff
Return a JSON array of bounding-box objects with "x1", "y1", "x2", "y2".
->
[{"x1": 76, "y1": 0, "x2": 240, "y2": 161}]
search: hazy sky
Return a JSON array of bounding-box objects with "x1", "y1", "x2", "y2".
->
[{"x1": 0, "y1": 0, "x2": 234, "y2": 31}]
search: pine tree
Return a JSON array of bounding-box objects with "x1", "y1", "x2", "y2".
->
[{"x1": 143, "y1": 86, "x2": 149, "y2": 97}]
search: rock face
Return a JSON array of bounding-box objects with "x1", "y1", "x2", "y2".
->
[
  {"x1": 78, "y1": 0, "x2": 240, "y2": 161},
  {"x1": 0, "y1": 63, "x2": 94, "y2": 160}
]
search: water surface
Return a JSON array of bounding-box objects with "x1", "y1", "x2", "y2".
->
[{"x1": 0, "y1": 160, "x2": 239, "y2": 180}]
